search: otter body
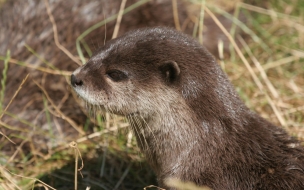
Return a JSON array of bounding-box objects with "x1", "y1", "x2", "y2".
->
[{"x1": 71, "y1": 27, "x2": 304, "y2": 190}]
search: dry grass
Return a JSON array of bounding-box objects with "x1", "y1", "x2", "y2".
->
[
  {"x1": 0, "y1": 0, "x2": 303, "y2": 189},
  {"x1": 230, "y1": 1, "x2": 304, "y2": 138}
]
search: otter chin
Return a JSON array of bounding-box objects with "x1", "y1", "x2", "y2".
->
[{"x1": 71, "y1": 27, "x2": 304, "y2": 190}]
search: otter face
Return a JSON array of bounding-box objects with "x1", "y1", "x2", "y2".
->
[{"x1": 71, "y1": 32, "x2": 182, "y2": 117}]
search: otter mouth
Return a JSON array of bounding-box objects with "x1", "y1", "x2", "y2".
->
[
  {"x1": 74, "y1": 91, "x2": 135, "y2": 116},
  {"x1": 72, "y1": 85, "x2": 101, "y2": 106}
]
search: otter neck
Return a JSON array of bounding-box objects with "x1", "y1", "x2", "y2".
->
[{"x1": 127, "y1": 100, "x2": 227, "y2": 181}]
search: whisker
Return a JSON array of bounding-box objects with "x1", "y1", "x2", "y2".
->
[
  {"x1": 139, "y1": 114, "x2": 158, "y2": 152},
  {"x1": 133, "y1": 115, "x2": 153, "y2": 160},
  {"x1": 127, "y1": 115, "x2": 145, "y2": 152}
]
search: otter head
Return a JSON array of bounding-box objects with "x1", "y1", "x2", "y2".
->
[
  {"x1": 71, "y1": 27, "x2": 196, "y2": 119},
  {"x1": 71, "y1": 27, "x2": 240, "y2": 123}
]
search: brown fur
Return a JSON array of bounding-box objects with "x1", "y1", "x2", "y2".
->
[{"x1": 75, "y1": 27, "x2": 303, "y2": 189}]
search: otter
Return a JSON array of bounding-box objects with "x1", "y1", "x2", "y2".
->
[{"x1": 71, "y1": 27, "x2": 304, "y2": 190}]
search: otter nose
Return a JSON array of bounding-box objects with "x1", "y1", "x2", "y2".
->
[{"x1": 71, "y1": 74, "x2": 83, "y2": 87}]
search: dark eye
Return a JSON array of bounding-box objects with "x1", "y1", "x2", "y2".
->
[{"x1": 106, "y1": 70, "x2": 128, "y2": 82}]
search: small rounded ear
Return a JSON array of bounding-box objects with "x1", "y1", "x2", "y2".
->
[{"x1": 159, "y1": 60, "x2": 180, "y2": 83}]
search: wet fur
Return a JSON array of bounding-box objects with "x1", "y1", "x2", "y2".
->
[{"x1": 71, "y1": 27, "x2": 304, "y2": 190}]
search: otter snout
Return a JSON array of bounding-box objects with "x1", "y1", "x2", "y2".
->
[{"x1": 71, "y1": 74, "x2": 83, "y2": 87}]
